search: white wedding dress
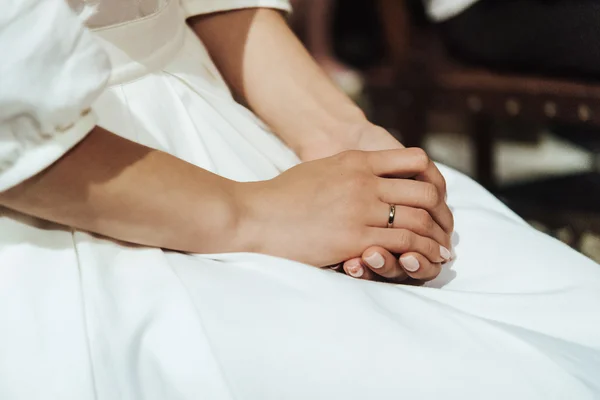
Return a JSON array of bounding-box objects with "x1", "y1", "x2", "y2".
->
[{"x1": 1, "y1": 1, "x2": 599, "y2": 399}]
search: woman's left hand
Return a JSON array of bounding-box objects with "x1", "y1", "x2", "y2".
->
[{"x1": 301, "y1": 122, "x2": 452, "y2": 284}]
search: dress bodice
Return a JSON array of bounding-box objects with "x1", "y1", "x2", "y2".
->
[{"x1": 67, "y1": 0, "x2": 168, "y2": 28}]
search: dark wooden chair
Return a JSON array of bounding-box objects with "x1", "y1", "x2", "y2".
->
[{"x1": 369, "y1": 0, "x2": 600, "y2": 249}]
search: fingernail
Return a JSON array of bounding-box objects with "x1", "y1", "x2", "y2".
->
[
  {"x1": 329, "y1": 264, "x2": 342, "y2": 271},
  {"x1": 401, "y1": 255, "x2": 420, "y2": 272},
  {"x1": 364, "y1": 252, "x2": 385, "y2": 269},
  {"x1": 440, "y1": 246, "x2": 452, "y2": 261},
  {"x1": 348, "y1": 264, "x2": 364, "y2": 278}
]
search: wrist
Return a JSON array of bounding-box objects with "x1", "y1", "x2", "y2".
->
[
  {"x1": 228, "y1": 180, "x2": 269, "y2": 255},
  {"x1": 277, "y1": 101, "x2": 365, "y2": 157},
  {"x1": 295, "y1": 116, "x2": 375, "y2": 161},
  {"x1": 183, "y1": 178, "x2": 256, "y2": 255}
]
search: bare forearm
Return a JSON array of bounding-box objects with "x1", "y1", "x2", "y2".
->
[
  {"x1": 0, "y1": 126, "x2": 247, "y2": 254},
  {"x1": 188, "y1": 8, "x2": 367, "y2": 157}
]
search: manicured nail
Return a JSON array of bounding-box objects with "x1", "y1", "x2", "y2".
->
[
  {"x1": 348, "y1": 264, "x2": 364, "y2": 278},
  {"x1": 401, "y1": 255, "x2": 420, "y2": 272},
  {"x1": 364, "y1": 252, "x2": 385, "y2": 269},
  {"x1": 440, "y1": 246, "x2": 452, "y2": 261}
]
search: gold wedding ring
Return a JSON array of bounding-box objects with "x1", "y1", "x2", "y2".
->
[{"x1": 387, "y1": 204, "x2": 396, "y2": 228}]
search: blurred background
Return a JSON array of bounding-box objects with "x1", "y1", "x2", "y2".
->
[{"x1": 290, "y1": 0, "x2": 600, "y2": 262}]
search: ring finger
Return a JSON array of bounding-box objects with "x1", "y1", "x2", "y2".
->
[
  {"x1": 368, "y1": 227, "x2": 452, "y2": 263},
  {"x1": 370, "y1": 203, "x2": 451, "y2": 249},
  {"x1": 377, "y1": 179, "x2": 454, "y2": 234}
]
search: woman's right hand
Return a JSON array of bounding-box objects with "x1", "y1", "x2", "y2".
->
[
  {"x1": 340, "y1": 244, "x2": 453, "y2": 284},
  {"x1": 235, "y1": 148, "x2": 453, "y2": 268}
]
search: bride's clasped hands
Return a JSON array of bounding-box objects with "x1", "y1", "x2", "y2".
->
[{"x1": 236, "y1": 123, "x2": 454, "y2": 284}]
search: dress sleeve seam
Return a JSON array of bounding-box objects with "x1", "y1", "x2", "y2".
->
[
  {"x1": 181, "y1": 0, "x2": 291, "y2": 19},
  {"x1": 0, "y1": 109, "x2": 97, "y2": 193}
]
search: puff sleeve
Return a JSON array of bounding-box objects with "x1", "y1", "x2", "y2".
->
[{"x1": 0, "y1": 0, "x2": 110, "y2": 192}]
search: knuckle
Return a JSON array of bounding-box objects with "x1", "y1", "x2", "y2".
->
[
  {"x1": 396, "y1": 229, "x2": 414, "y2": 250},
  {"x1": 416, "y1": 209, "x2": 434, "y2": 231},
  {"x1": 440, "y1": 176, "x2": 448, "y2": 196},
  {"x1": 424, "y1": 184, "x2": 440, "y2": 207},
  {"x1": 409, "y1": 147, "x2": 430, "y2": 170},
  {"x1": 337, "y1": 150, "x2": 365, "y2": 167}
]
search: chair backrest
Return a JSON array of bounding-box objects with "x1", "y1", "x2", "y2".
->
[{"x1": 375, "y1": 0, "x2": 600, "y2": 127}]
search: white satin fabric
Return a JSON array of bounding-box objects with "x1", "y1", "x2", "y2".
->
[{"x1": 1, "y1": 1, "x2": 599, "y2": 399}]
